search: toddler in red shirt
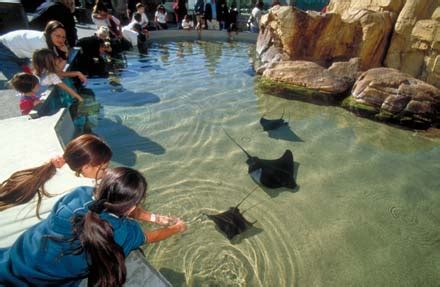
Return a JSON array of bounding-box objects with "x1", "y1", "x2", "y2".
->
[{"x1": 10, "y1": 72, "x2": 41, "y2": 115}]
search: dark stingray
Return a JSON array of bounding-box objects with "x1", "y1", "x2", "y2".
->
[
  {"x1": 224, "y1": 129, "x2": 297, "y2": 189},
  {"x1": 206, "y1": 188, "x2": 257, "y2": 240},
  {"x1": 260, "y1": 117, "x2": 288, "y2": 131},
  {"x1": 260, "y1": 110, "x2": 288, "y2": 131}
]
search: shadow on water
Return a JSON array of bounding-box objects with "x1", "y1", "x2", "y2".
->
[
  {"x1": 159, "y1": 268, "x2": 186, "y2": 286},
  {"x1": 97, "y1": 89, "x2": 160, "y2": 107},
  {"x1": 90, "y1": 80, "x2": 160, "y2": 107},
  {"x1": 265, "y1": 125, "x2": 304, "y2": 142},
  {"x1": 96, "y1": 116, "x2": 165, "y2": 166}
]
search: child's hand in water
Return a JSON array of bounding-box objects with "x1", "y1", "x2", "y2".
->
[
  {"x1": 156, "y1": 214, "x2": 179, "y2": 226},
  {"x1": 171, "y1": 218, "x2": 187, "y2": 233}
]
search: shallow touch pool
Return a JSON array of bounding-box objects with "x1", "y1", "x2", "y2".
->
[{"x1": 88, "y1": 41, "x2": 440, "y2": 286}]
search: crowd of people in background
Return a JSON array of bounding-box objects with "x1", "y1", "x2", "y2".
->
[{"x1": 0, "y1": 0, "x2": 274, "y2": 125}]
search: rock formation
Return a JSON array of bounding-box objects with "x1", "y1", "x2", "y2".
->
[
  {"x1": 343, "y1": 68, "x2": 440, "y2": 128},
  {"x1": 257, "y1": 6, "x2": 394, "y2": 72},
  {"x1": 259, "y1": 58, "x2": 360, "y2": 102},
  {"x1": 384, "y1": 0, "x2": 440, "y2": 88},
  {"x1": 255, "y1": 0, "x2": 440, "y2": 128}
]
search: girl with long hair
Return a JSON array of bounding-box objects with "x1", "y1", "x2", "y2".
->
[
  {"x1": 32, "y1": 48, "x2": 85, "y2": 106},
  {"x1": 0, "y1": 134, "x2": 112, "y2": 247},
  {"x1": 0, "y1": 167, "x2": 187, "y2": 286}
]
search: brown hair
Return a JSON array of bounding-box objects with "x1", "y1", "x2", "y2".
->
[
  {"x1": 0, "y1": 134, "x2": 112, "y2": 217},
  {"x1": 32, "y1": 49, "x2": 59, "y2": 77},
  {"x1": 44, "y1": 20, "x2": 68, "y2": 59},
  {"x1": 73, "y1": 167, "x2": 147, "y2": 286},
  {"x1": 136, "y1": 3, "x2": 144, "y2": 9},
  {"x1": 93, "y1": 0, "x2": 108, "y2": 14},
  {"x1": 9, "y1": 72, "x2": 39, "y2": 93}
]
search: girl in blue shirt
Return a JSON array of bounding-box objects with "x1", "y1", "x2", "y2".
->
[{"x1": 0, "y1": 167, "x2": 187, "y2": 286}]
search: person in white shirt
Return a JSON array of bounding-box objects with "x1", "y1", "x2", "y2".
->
[
  {"x1": 248, "y1": 1, "x2": 264, "y2": 33},
  {"x1": 181, "y1": 15, "x2": 194, "y2": 30},
  {"x1": 154, "y1": 4, "x2": 168, "y2": 30},
  {"x1": 123, "y1": 12, "x2": 150, "y2": 46},
  {"x1": 0, "y1": 21, "x2": 69, "y2": 79},
  {"x1": 132, "y1": 2, "x2": 149, "y2": 30}
]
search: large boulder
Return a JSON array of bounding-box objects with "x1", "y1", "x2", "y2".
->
[
  {"x1": 343, "y1": 68, "x2": 440, "y2": 128},
  {"x1": 384, "y1": 0, "x2": 440, "y2": 88},
  {"x1": 257, "y1": 6, "x2": 394, "y2": 71},
  {"x1": 259, "y1": 58, "x2": 360, "y2": 103}
]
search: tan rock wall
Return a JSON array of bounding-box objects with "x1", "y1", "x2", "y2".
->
[
  {"x1": 327, "y1": 0, "x2": 405, "y2": 16},
  {"x1": 384, "y1": 0, "x2": 440, "y2": 88},
  {"x1": 258, "y1": 6, "x2": 394, "y2": 70}
]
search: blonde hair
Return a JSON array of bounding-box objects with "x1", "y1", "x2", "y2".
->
[{"x1": 32, "y1": 49, "x2": 59, "y2": 77}]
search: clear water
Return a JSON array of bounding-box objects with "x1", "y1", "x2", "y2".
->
[{"x1": 88, "y1": 41, "x2": 440, "y2": 287}]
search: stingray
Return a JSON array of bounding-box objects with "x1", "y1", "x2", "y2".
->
[
  {"x1": 206, "y1": 188, "x2": 257, "y2": 240},
  {"x1": 260, "y1": 110, "x2": 288, "y2": 131},
  {"x1": 224, "y1": 129, "x2": 297, "y2": 189}
]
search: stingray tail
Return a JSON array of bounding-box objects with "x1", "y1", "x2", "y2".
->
[
  {"x1": 236, "y1": 186, "x2": 258, "y2": 208},
  {"x1": 223, "y1": 128, "x2": 252, "y2": 159}
]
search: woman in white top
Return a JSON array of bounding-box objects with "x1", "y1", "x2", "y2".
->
[
  {"x1": 154, "y1": 4, "x2": 168, "y2": 30},
  {"x1": 0, "y1": 20, "x2": 71, "y2": 79}
]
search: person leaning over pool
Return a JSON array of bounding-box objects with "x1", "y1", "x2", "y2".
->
[
  {"x1": 0, "y1": 167, "x2": 187, "y2": 286},
  {"x1": 0, "y1": 134, "x2": 177, "y2": 248},
  {"x1": 0, "y1": 20, "x2": 74, "y2": 79},
  {"x1": 0, "y1": 134, "x2": 111, "y2": 247}
]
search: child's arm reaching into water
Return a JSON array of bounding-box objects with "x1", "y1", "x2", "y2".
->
[
  {"x1": 57, "y1": 81, "x2": 84, "y2": 102},
  {"x1": 129, "y1": 206, "x2": 180, "y2": 225},
  {"x1": 144, "y1": 219, "x2": 186, "y2": 243},
  {"x1": 129, "y1": 206, "x2": 187, "y2": 243},
  {"x1": 58, "y1": 71, "x2": 88, "y2": 85}
]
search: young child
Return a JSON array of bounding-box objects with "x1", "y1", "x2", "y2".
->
[
  {"x1": 132, "y1": 3, "x2": 149, "y2": 30},
  {"x1": 9, "y1": 73, "x2": 42, "y2": 115},
  {"x1": 32, "y1": 48, "x2": 84, "y2": 107},
  {"x1": 181, "y1": 15, "x2": 194, "y2": 30}
]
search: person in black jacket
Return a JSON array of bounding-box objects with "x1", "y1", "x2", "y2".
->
[
  {"x1": 216, "y1": 0, "x2": 228, "y2": 31},
  {"x1": 204, "y1": 2, "x2": 212, "y2": 29},
  {"x1": 29, "y1": 0, "x2": 78, "y2": 47},
  {"x1": 76, "y1": 27, "x2": 112, "y2": 76}
]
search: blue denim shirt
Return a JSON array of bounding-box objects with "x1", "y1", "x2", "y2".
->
[{"x1": 0, "y1": 186, "x2": 145, "y2": 286}]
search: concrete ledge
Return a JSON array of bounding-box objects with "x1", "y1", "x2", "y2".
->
[
  {"x1": 0, "y1": 108, "x2": 69, "y2": 181},
  {"x1": 150, "y1": 29, "x2": 258, "y2": 43}
]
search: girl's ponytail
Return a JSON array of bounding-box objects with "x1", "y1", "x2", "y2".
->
[
  {"x1": 0, "y1": 134, "x2": 111, "y2": 217},
  {"x1": 74, "y1": 200, "x2": 126, "y2": 287},
  {"x1": 72, "y1": 167, "x2": 147, "y2": 286},
  {"x1": 0, "y1": 162, "x2": 56, "y2": 218}
]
